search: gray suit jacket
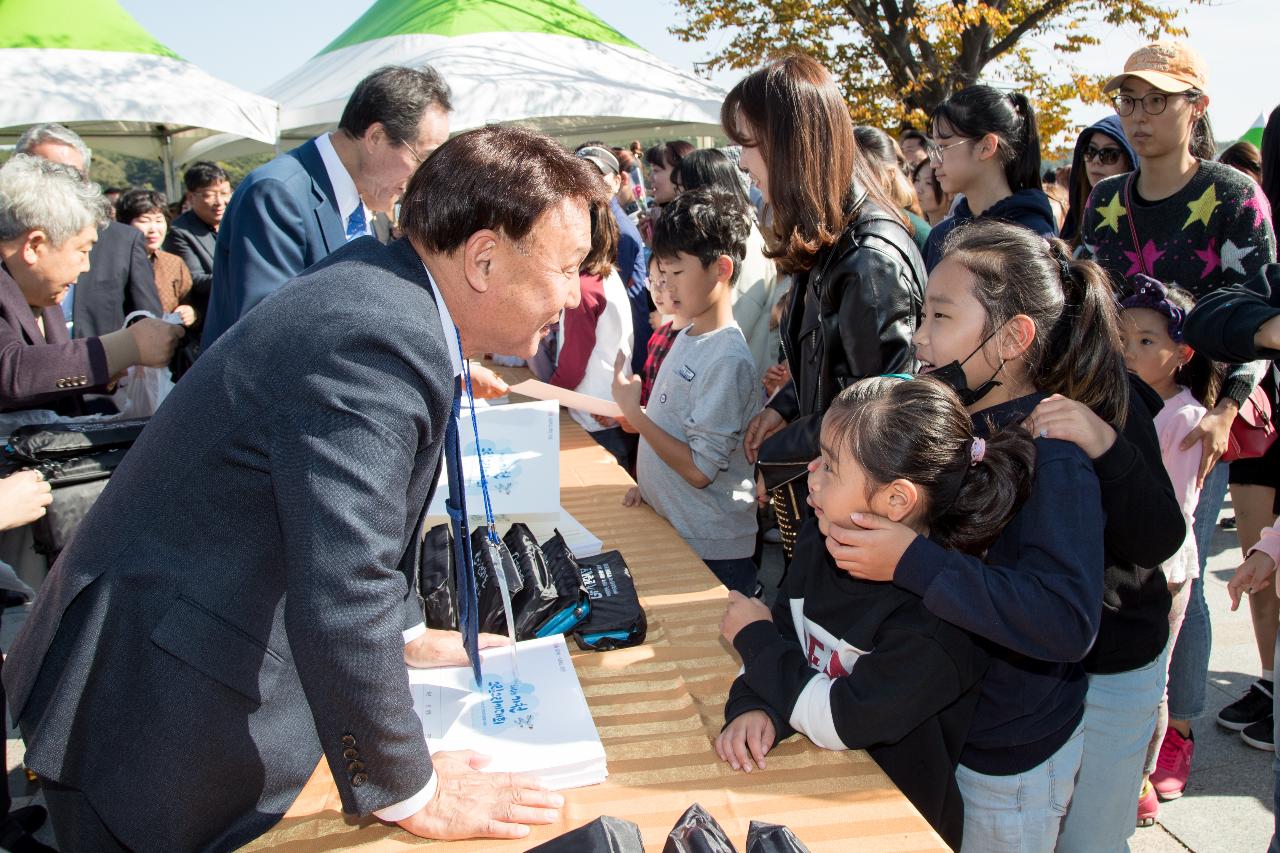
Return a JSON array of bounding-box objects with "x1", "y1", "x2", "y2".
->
[
  {"x1": 5, "y1": 237, "x2": 451, "y2": 852},
  {"x1": 73, "y1": 221, "x2": 163, "y2": 339}
]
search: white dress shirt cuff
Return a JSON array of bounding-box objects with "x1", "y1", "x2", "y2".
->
[
  {"x1": 403, "y1": 622, "x2": 427, "y2": 644},
  {"x1": 373, "y1": 770, "x2": 439, "y2": 822}
]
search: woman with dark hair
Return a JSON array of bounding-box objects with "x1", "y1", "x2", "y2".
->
[
  {"x1": 920, "y1": 84, "x2": 1056, "y2": 271},
  {"x1": 855, "y1": 126, "x2": 930, "y2": 255},
  {"x1": 1081, "y1": 40, "x2": 1277, "y2": 804},
  {"x1": 911, "y1": 159, "x2": 955, "y2": 227},
  {"x1": 673, "y1": 149, "x2": 780, "y2": 378},
  {"x1": 725, "y1": 54, "x2": 926, "y2": 553},
  {"x1": 1220, "y1": 140, "x2": 1264, "y2": 185},
  {"x1": 116, "y1": 188, "x2": 196, "y2": 327},
  {"x1": 1060, "y1": 115, "x2": 1136, "y2": 247},
  {"x1": 644, "y1": 140, "x2": 694, "y2": 206}
]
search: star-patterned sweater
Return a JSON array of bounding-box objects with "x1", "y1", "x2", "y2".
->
[{"x1": 1083, "y1": 160, "x2": 1277, "y2": 406}]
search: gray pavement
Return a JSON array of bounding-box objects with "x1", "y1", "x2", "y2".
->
[{"x1": 1, "y1": 494, "x2": 1274, "y2": 851}]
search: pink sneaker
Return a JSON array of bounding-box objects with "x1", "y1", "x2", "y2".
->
[
  {"x1": 1151, "y1": 728, "x2": 1194, "y2": 800},
  {"x1": 1137, "y1": 778, "x2": 1159, "y2": 827}
]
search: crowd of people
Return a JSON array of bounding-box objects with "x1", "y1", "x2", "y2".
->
[{"x1": 0, "y1": 32, "x2": 1279, "y2": 853}]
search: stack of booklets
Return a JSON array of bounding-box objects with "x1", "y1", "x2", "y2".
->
[{"x1": 407, "y1": 635, "x2": 608, "y2": 790}]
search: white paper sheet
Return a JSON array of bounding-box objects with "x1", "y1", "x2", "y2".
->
[{"x1": 509, "y1": 379, "x2": 623, "y2": 419}]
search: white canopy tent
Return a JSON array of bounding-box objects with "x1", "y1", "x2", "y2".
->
[
  {"x1": 0, "y1": 0, "x2": 278, "y2": 195},
  {"x1": 182, "y1": 0, "x2": 726, "y2": 164}
]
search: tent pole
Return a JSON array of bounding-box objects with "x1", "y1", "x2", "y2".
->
[{"x1": 162, "y1": 133, "x2": 176, "y2": 198}]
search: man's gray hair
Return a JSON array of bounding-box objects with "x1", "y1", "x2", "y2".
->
[
  {"x1": 15, "y1": 123, "x2": 91, "y2": 171},
  {"x1": 0, "y1": 155, "x2": 109, "y2": 246}
]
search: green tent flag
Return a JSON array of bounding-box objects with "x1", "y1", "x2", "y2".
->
[
  {"x1": 0, "y1": 0, "x2": 179, "y2": 58},
  {"x1": 319, "y1": 0, "x2": 638, "y2": 55},
  {"x1": 1240, "y1": 112, "x2": 1266, "y2": 148}
]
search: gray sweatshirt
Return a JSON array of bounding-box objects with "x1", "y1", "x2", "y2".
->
[{"x1": 637, "y1": 325, "x2": 761, "y2": 559}]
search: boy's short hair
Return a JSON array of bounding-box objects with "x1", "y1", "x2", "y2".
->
[{"x1": 651, "y1": 186, "x2": 750, "y2": 285}]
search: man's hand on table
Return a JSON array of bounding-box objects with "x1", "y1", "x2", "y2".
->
[
  {"x1": 404, "y1": 628, "x2": 510, "y2": 669},
  {"x1": 715, "y1": 711, "x2": 775, "y2": 773},
  {"x1": 394, "y1": 750, "x2": 563, "y2": 840}
]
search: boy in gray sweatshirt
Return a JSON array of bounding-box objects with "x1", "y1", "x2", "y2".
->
[{"x1": 612, "y1": 186, "x2": 761, "y2": 593}]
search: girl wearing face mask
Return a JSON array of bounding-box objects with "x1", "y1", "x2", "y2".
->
[
  {"x1": 1082, "y1": 41, "x2": 1278, "y2": 796},
  {"x1": 1060, "y1": 116, "x2": 1136, "y2": 247},
  {"x1": 726, "y1": 55, "x2": 927, "y2": 555},
  {"x1": 824, "y1": 221, "x2": 1134, "y2": 851},
  {"x1": 920, "y1": 85, "x2": 1058, "y2": 271}
]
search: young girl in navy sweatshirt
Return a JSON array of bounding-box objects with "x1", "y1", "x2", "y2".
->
[
  {"x1": 717, "y1": 374, "x2": 1034, "y2": 850},
  {"x1": 824, "y1": 221, "x2": 1118, "y2": 851}
]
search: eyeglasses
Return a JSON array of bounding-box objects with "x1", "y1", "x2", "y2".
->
[
  {"x1": 400, "y1": 138, "x2": 424, "y2": 165},
  {"x1": 1083, "y1": 145, "x2": 1124, "y2": 166},
  {"x1": 927, "y1": 138, "x2": 974, "y2": 164},
  {"x1": 1111, "y1": 91, "x2": 1200, "y2": 117}
]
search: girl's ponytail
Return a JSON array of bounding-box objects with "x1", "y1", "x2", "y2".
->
[
  {"x1": 931, "y1": 426, "x2": 1036, "y2": 555},
  {"x1": 1041, "y1": 239, "x2": 1130, "y2": 427},
  {"x1": 1005, "y1": 93, "x2": 1043, "y2": 193}
]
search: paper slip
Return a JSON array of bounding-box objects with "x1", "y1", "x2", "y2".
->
[
  {"x1": 509, "y1": 379, "x2": 622, "y2": 419},
  {"x1": 526, "y1": 508, "x2": 604, "y2": 559},
  {"x1": 408, "y1": 635, "x2": 608, "y2": 790},
  {"x1": 425, "y1": 400, "x2": 560, "y2": 526}
]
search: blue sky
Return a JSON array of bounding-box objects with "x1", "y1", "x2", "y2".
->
[{"x1": 119, "y1": 0, "x2": 1275, "y2": 144}]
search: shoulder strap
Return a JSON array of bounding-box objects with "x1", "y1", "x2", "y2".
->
[{"x1": 1123, "y1": 174, "x2": 1147, "y2": 277}]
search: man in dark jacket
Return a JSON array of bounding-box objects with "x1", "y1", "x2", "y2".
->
[
  {"x1": 163, "y1": 162, "x2": 228, "y2": 332},
  {"x1": 4, "y1": 125, "x2": 603, "y2": 852}
]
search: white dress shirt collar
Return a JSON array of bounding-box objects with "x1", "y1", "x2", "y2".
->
[
  {"x1": 422, "y1": 264, "x2": 464, "y2": 378},
  {"x1": 314, "y1": 132, "x2": 369, "y2": 236}
]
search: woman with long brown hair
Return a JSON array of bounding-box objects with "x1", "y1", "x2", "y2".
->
[{"x1": 729, "y1": 54, "x2": 927, "y2": 549}]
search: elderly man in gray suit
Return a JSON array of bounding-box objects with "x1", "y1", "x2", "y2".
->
[{"x1": 5, "y1": 125, "x2": 606, "y2": 852}]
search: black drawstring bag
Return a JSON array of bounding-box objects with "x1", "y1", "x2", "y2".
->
[
  {"x1": 470, "y1": 527, "x2": 524, "y2": 635},
  {"x1": 418, "y1": 524, "x2": 458, "y2": 631},
  {"x1": 570, "y1": 549, "x2": 647, "y2": 651},
  {"x1": 745, "y1": 821, "x2": 810, "y2": 853},
  {"x1": 3, "y1": 418, "x2": 149, "y2": 558},
  {"x1": 525, "y1": 815, "x2": 644, "y2": 853},
  {"x1": 504, "y1": 525, "x2": 590, "y2": 638},
  {"x1": 663, "y1": 804, "x2": 738, "y2": 853}
]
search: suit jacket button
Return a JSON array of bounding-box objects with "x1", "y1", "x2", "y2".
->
[
  {"x1": 351, "y1": 772, "x2": 368, "y2": 787},
  {"x1": 55, "y1": 380, "x2": 65, "y2": 388},
  {"x1": 341, "y1": 734, "x2": 356, "y2": 747},
  {"x1": 342, "y1": 747, "x2": 358, "y2": 761},
  {"x1": 347, "y1": 760, "x2": 364, "y2": 773}
]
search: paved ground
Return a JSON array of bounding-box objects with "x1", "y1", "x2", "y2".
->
[{"x1": 1, "y1": 493, "x2": 1275, "y2": 850}]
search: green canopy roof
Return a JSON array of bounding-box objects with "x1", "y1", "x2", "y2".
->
[
  {"x1": 318, "y1": 0, "x2": 638, "y2": 55},
  {"x1": 0, "y1": 0, "x2": 179, "y2": 58}
]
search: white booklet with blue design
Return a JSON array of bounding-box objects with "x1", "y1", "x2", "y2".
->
[{"x1": 407, "y1": 634, "x2": 607, "y2": 790}]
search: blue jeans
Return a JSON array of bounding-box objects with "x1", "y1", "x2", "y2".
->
[
  {"x1": 956, "y1": 723, "x2": 1085, "y2": 853},
  {"x1": 1168, "y1": 461, "x2": 1229, "y2": 719},
  {"x1": 703, "y1": 557, "x2": 758, "y2": 595},
  {"x1": 1057, "y1": 652, "x2": 1168, "y2": 853}
]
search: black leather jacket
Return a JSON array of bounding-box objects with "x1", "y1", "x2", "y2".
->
[{"x1": 760, "y1": 194, "x2": 926, "y2": 473}]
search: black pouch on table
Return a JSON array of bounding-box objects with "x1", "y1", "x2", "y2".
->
[
  {"x1": 663, "y1": 803, "x2": 738, "y2": 853},
  {"x1": 503, "y1": 524, "x2": 590, "y2": 639},
  {"x1": 525, "y1": 815, "x2": 645, "y2": 853},
  {"x1": 3, "y1": 418, "x2": 149, "y2": 559},
  {"x1": 470, "y1": 527, "x2": 525, "y2": 634},
  {"x1": 745, "y1": 821, "x2": 810, "y2": 853},
  {"x1": 569, "y1": 548, "x2": 647, "y2": 651},
  {"x1": 418, "y1": 523, "x2": 458, "y2": 630}
]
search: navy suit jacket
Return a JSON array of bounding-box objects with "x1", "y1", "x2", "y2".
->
[
  {"x1": 73, "y1": 221, "x2": 162, "y2": 339},
  {"x1": 0, "y1": 263, "x2": 111, "y2": 414},
  {"x1": 6, "y1": 237, "x2": 451, "y2": 851},
  {"x1": 201, "y1": 138, "x2": 346, "y2": 348}
]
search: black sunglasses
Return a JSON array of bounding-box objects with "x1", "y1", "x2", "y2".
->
[{"x1": 1084, "y1": 145, "x2": 1124, "y2": 166}]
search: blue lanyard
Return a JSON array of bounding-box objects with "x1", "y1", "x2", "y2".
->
[{"x1": 455, "y1": 327, "x2": 500, "y2": 545}]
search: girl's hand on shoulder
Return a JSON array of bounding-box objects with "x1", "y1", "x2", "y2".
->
[
  {"x1": 715, "y1": 710, "x2": 775, "y2": 772},
  {"x1": 720, "y1": 590, "x2": 771, "y2": 645},
  {"x1": 1024, "y1": 394, "x2": 1116, "y2": 459},
  {"x1": 824, "y1": 513, "x2": 917, "y2": 582}
]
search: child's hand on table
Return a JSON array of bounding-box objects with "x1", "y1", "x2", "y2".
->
[
  {"x1": 716, "y1": 711, "x2": 775, "y2": 772},
  {"x1": 720, "y1": 590, "x2": 771, "y2": 644},
  {"x1": 622, "y1": 486, "x2": 645, "y2": 507}
]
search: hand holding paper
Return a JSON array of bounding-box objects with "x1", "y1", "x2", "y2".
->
[{"x1": 611, "y1": 351, "x2": 643, "y2": 419}]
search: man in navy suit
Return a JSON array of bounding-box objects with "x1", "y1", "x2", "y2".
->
[
  {"x1": 6, "y1": 125, "x2": 607, "y2": 851},
  {"x1": 200, "y1": 65, "x2": 452, "y2": 348}
]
